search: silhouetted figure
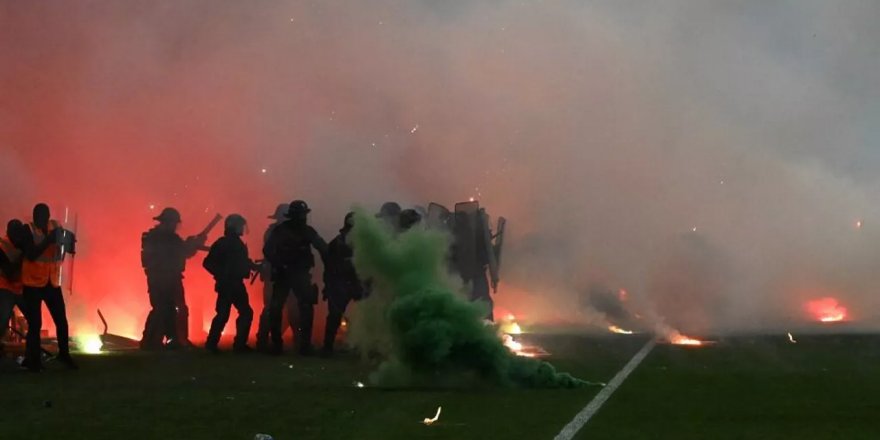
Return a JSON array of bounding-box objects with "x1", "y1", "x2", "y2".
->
[
  {"x1": 399, "y1": 209, "x2": 423, "y2": 231},
  {"x1": 260, "y1": 200, "x2": 327, "y2": 355},
  {"x1": 255, "y1": 203, "x2": 297, "y2": 351},
  {"x1": 0, "y1": 220, "x2": 26, "y2": 354},
  {"x1": 20, "y1": 204, "x2": 77, "y2": 371},
  {"x1": 140, "y1": 208, "x2": 208, "y2": 350},
  {"x1": 377, "y1": 201, "x2": 402, "y2": 232},
  {"x1": 321, "y1": 212, "x2": 364, "y2": 356},
  {"x1": 203, "y1": 214, "x2": 257, "y2": 353}
]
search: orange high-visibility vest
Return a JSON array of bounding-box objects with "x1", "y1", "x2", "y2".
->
[
  {"x1": 22, "y1": 221, "x2": 63, "y2": 288},
  {"x1": 0, "y1": 235, "x2": 23, "y2": 294}
]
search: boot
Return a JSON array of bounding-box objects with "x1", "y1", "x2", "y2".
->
[{"x1": 57, "y1": 353, "x2": 79, "y2": 370}]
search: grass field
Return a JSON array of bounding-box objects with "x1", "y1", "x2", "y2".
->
[{"x1": 1, "y1": 333, "x2": 878, "y2": 440}]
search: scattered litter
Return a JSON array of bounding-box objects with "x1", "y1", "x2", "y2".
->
[
  {"x1": 254, "y1": 434, "x2": 274, "y2": 440},
  {"x1": 422, "y1": 406, "x2": 442, "y2": 425},
  {"x1": 225, "y1": 396, "x2": 235, "y2": 401},
  {"x1": 787, "y1": 332, "x2": 797, "y2": 344},
  {"x1": 354, "y1": 381, "x2": 365, "y2": 388}
]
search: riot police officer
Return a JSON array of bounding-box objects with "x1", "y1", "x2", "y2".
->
[
  {"x1": 255, "y1": 203, "x2": 297, "y2": 350},
  {"x1": 260, "y1": 201, "x2": 327, "y2": 355},
  {"x1": 399, "y1": 209, "x2": 422, "y2": 231},
  {"x1": 321, "y1": 212, "x2": 364, "y2": 356},
  {"x1": 203, "y1": 214, "x2": 257, "y2": 353},
  {"x1": 376, "y1": 201, "x2": 402, "y2": 232},
  {"x1": 140, "y1": 208, "x2": 209, "y2": 350}
]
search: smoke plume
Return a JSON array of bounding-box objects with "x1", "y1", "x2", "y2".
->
[
  {"x1": 2, "y1": 1, "x2": 879, "y2": 340},
  {"x1": 348, "y1": 211, "x2": 584, "y2": 388}
]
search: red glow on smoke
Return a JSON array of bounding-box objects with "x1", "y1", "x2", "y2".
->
[{"x1": 804, "y1": 297, "x2": 848, "y2": 323}]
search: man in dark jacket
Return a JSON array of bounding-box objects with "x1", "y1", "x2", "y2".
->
[
  {"x1": 259, "y1": 200, "x2": 327, "y2": 355},
  {"x1": 203, "y1": 214, "x2": 257, "y2": 353},
  {"x1": 321, "y1": 212, "x2": 364, "y2": 356},
  {"x1": 140, "y1": 208, "x2": 208, "y2": 350}
]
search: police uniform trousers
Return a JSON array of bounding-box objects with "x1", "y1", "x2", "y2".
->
[
  {"x1": 206, "y1": 280, "x2": 253, "y2": 349},
  {"x1": 268, "y1": 270, "x2": 316, "y2": 352}
]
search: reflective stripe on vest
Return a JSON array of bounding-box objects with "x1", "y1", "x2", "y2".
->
[
  {"x1": 0, "y1": 236, "x2": 23, "y2": 293},
  {"x1": 22, "y1": 221, "x2": 62, "y2": 288}
]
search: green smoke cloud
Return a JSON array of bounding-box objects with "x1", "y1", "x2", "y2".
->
[{"x1": 348, "y1": 210, "x2": 587, "y2": 388}]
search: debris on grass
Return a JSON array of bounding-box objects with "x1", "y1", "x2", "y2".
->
[{"x1": 422, "y1": 406, "x2": 442, "y2": 425}]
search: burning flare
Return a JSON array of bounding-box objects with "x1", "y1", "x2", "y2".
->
[
  {"x1": 805, "y1": 297, "x2": 848, "y2": 323},
  {"x1": 498, "y1": 313, "x2": 548, "y2": 358},
  {"x1": 74, "y1": 334, "x2": 104, "y2": 354},
  {"x1": 502, "y1": 334, "x2": 535, "y2": 357},
  {"x1": 608, "y1": 325, "x2": 634, "y2": 335},
  {"x1": 499, "y1": 316, "x2": 522, "y2": 335},
  {"x1": 668, "y1": 331, "x2": 703, "y2": 346}
]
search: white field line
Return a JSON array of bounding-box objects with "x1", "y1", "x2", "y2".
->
[{"x1": 553, "y1": 339, "x2": 657, "y2": 440}]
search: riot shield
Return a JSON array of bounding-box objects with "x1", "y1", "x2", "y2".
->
[
  {"x1": 426, "y1": 202, "x2": 452, "y2": 232},
  {"x1": 481, "y1": 211, "x2": 506, "y2": 292},
  {"x1": 494, "y1": 216, "x2": 506, "y2": 269},
  {"x1": 453, "y1": 201, "x2": 480, "y2": 280}
]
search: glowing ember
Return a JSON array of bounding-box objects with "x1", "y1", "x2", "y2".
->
[
  {"x1": 787, "y1": 332, "x2": 797, "y2": 344},
  {"x1": 856, "y1": 220, "x2": 862, "y2": 229},
  {"x1": 805, "y1": 297, "x2": 848, "y2": 323},
  {"x1": 75, "y1": 334, "x2": 104, "y2": 354},
  {"x1": 608, "y1": 325, "x2": 634, "y2": 335},
  {"x1": 422, "y1": 406, "x2": 442, "y2": 425}
]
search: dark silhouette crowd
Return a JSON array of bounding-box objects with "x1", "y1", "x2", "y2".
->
[{"x1": 0, "y1": 199, "x2": 502, "y2": 371}]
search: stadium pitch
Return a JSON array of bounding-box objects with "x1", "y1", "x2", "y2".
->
[{"x1": 1, "y1": 333, "x2": 877, "y2": 440}]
